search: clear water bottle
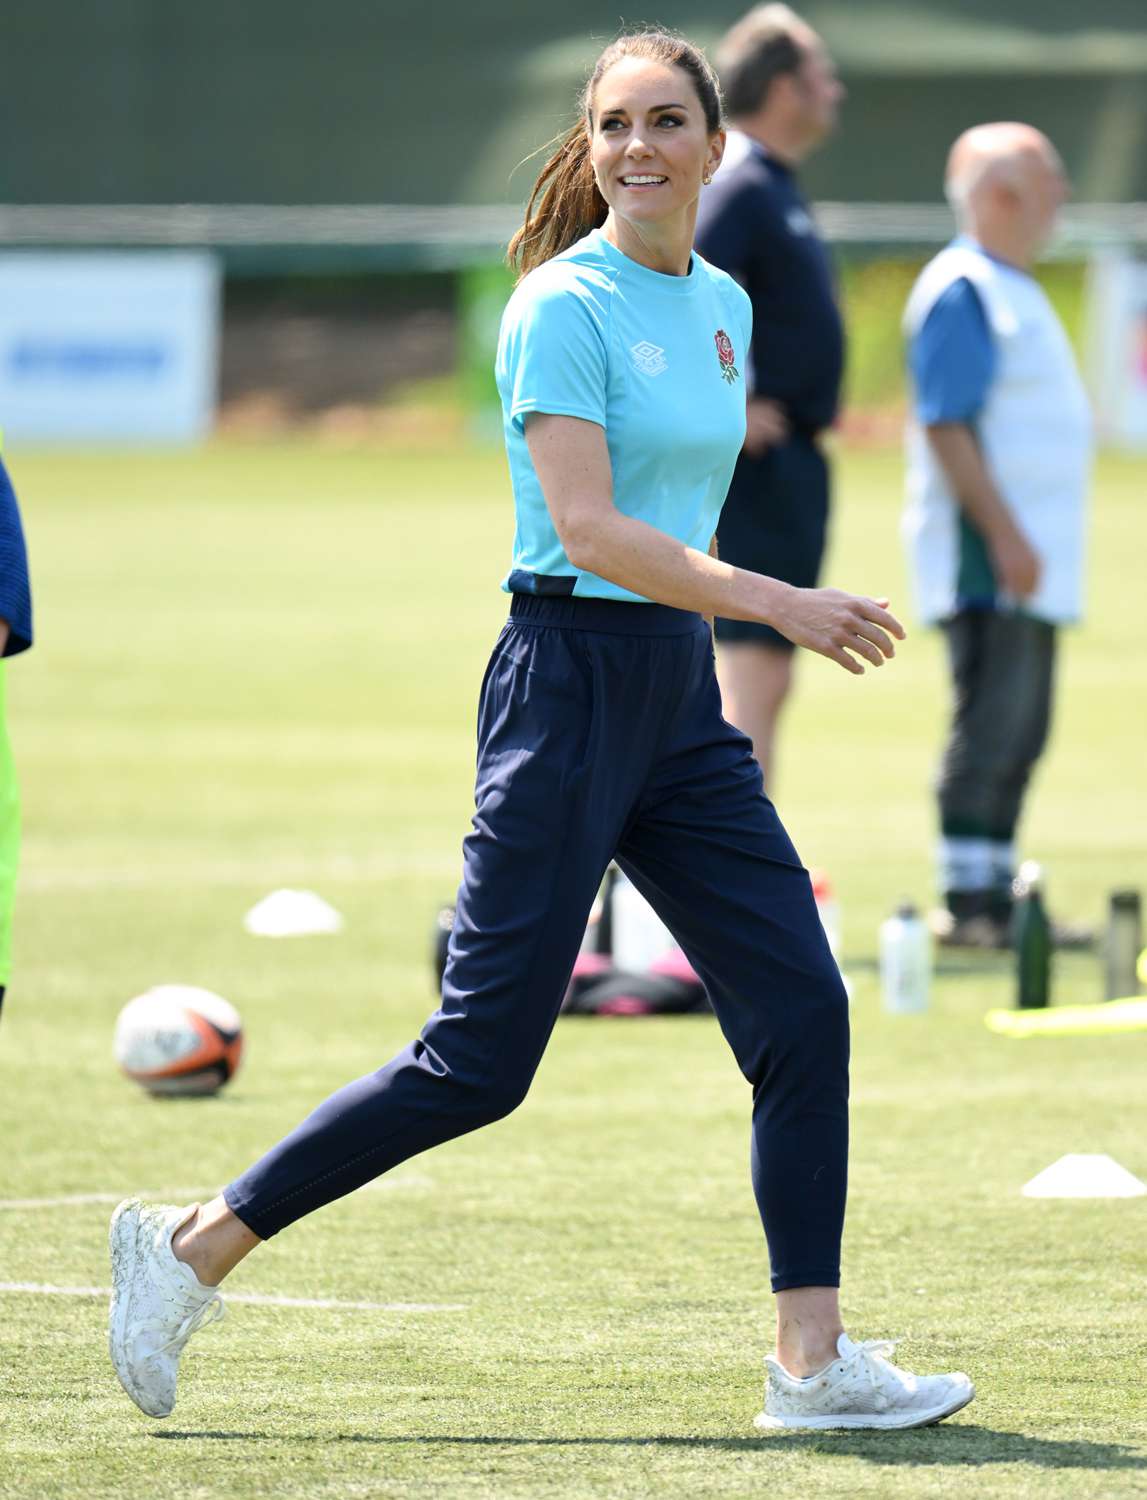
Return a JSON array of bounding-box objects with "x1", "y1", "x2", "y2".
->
[
  {"x1": 610, "y1": 869, "x2": 676, "y2": 973},
  {"x1": 1013, "y1": 860, "x2": 1051, "y2": 1009},
  {"x1": 879, "y1": 902, "x2": 930, "y2": 1014}
]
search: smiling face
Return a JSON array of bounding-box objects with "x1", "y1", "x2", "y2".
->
[{"x1": 588, "y1": 57, "x2": 724, "y2": 230}]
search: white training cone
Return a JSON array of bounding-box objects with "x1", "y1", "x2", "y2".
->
[
  {"x1": 243, "y1": 889, "x2": 344, "y2": 938},
  {"x1": 1021, "y1": 1153, "x2": 1146, "y2": 1199}
]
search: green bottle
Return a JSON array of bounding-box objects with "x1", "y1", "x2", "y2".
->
[{"x1": 1014, "y1": 860, "x2": 1051, "y2": 1009}]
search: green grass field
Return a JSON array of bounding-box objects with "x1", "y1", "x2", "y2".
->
[{"x1": 2, "y1": 438, "x2": 1145, "y2": 1499}]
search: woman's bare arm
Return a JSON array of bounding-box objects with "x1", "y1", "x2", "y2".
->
[
  {"x1": 705, "y1": 534, "x2": 719, "y2": 633},
  {"x1": 525, "y1": 412, "x2": 904, "y2": 674}
]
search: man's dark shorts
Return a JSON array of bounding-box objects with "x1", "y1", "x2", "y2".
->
[{"x1": 715, "y1": 435, "x2": 829, "y2": 650}]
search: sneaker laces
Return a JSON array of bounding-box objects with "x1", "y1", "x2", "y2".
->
[
  {"x1": 841, "y1": 1337, "x2": 906, "y2": 1411},
  {"x1": 133, "y1": 1294, "x2": 225, "y2": 1359},
  {"x1": 852, "y1": 1336, "x2": 899, "y2": 1365}
]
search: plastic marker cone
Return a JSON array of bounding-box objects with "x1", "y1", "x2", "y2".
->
[
  {"x1": 243, "y1": 889, "x2": 344, "y2": 937},
  {"x1": 1022, "y1": 1153, "x2": 1146, "y2": 1199}
]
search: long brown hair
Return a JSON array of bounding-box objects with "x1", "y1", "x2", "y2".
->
[{"x1": 507, "y1": 30, "x2": 723, "y2": 281}]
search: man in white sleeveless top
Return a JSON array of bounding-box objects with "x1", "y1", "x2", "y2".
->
[{"x1": 903, "y1": 124, "x2": 1092, "y2": 948}]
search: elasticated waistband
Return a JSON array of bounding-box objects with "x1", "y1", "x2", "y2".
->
[{"x1": 508, "y1": 592, "x2": 703, "y2": 637}]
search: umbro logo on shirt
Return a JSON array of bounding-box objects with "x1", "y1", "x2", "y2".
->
[{"x1": 630, "y1": 340, "x2": 668, "y2": 377}]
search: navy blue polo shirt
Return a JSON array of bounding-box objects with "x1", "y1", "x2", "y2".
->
[
  {"x1": 695, "y1": 132, "x2": 843, "y2": 434},
  {"x1": 0, "y1": 458, "x2": 33, "y2": 657}
]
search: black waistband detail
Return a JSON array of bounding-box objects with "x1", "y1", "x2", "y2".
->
[
  {"x1": 506, "y1": 569, "x2": 577, "y2": 597},
  {"x1": 509, "y1": 592, "x2": 703, "y2": 637}
]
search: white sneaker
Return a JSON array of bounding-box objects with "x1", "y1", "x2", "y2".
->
[
  {"x1": 108, "y1": 1199, "x2": 224, "y2": 1417},
  {"x1": 755, "y1": 1333, "x2": 974, "y2": 1431}
]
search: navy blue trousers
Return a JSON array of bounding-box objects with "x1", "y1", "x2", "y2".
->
[{"x1": 225, "y1": 595, "x2": 850, "y2": 1291}]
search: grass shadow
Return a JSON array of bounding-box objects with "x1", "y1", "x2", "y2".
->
[{"x1": 153, "y1": 1428, "x2": 1147, "y2": 1470}]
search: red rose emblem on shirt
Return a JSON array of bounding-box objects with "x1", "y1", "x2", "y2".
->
[{"x1": 714, "y1": 329, "x2": 739, "y2": 384}]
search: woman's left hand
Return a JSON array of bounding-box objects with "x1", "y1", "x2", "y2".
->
[{"x1": 768, "y1": 587, "x2": 905, "y2": 675}]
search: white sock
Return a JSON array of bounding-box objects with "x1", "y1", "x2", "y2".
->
[
  {"x1": 988, "y1": 840, "x2": 1017, "y2": 891},
  {"x1": 937, "y1": 836, "x2": 994, "y2": 895}
]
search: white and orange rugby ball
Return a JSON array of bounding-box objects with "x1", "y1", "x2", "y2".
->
[{"x1": 114, "y1": 985, "x2": 244, "y2": 1097}]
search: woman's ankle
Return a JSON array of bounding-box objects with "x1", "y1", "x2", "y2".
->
[
  {"x1": 776, "y1": 1332, "x2": 843, "y2": 1379},
  {"x1": 171, "y1": 1197, "x2": 260, "y2": 1286},
  {"x1": 774, "y1": 1284, "x2": 844, "y2": 1378}
]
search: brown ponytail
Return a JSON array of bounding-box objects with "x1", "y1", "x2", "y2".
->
[
  {"x1": 507, "y1": 123, "x2": 607, "y2": 282},
  {"x1": 508, "y1": 29, "x2": 724, "y2": 283}
]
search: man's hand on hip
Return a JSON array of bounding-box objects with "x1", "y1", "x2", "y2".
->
[{"x1": 744, "y1": 398, "x2": 790, "y2": 457}]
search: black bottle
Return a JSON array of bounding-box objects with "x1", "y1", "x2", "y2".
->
[{"x1": 1014, "y1": 861, "x2": 1051, "y2": 1010}]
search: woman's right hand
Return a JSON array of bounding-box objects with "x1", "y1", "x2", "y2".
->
[{"x1": 766, "y1": 585, "x2": 906, "y2": 674}]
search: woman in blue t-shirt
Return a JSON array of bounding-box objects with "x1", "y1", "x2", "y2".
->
[{"x1": 108, "y1": 29, "x2": 973, "y2": 1433}]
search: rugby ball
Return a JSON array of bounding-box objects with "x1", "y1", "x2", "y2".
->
[{"x1": 114, "y1": 985, "x2": 244, "y2": 1097}]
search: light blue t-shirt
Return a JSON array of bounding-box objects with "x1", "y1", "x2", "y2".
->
[{"x1": 495, "y1": 227, "x2": 752, "y2": 602}]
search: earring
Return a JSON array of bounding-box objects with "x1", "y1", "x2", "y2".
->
[{"x1": 702, "y1": 171, "x2": 712, "y2": 185}]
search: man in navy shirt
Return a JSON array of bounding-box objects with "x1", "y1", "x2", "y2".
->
[
  {"x1": 695, "y1": 4, "x2": 844, "y2": 788},
  {"x1": 0, "y1": 452, "x2": 34, "y2": 1022}
]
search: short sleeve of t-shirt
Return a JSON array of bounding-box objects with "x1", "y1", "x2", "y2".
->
[
  {"x1": 910, "y1": 277, "x2": 996, "y2": 424},
  {"x1": 496, "y1": 268, "x2": 609, "y2": 434}
]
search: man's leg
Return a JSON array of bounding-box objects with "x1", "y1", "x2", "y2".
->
[
  {"x1": 937, "y1": 610, "x2": 1056, "y2": 938},
  {"x1": 715, "y1": 641, "x2": 794, "y2": 791}
]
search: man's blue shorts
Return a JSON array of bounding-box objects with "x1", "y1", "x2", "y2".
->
[{"x1": 715, "y1": 435, "x2": 829, "y2": 649}]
